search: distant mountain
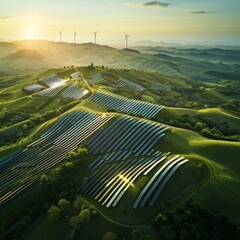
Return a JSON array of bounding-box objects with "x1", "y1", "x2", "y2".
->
[
  {"x1": 133, "y1": 40, "x2": 180, "y2": 46},
  {"x1": 133, "y1": 40, "x2": 159, "y2": 46},
  {"x1": 0, "y1": 40, "x2": 239, "y2": 83},
  {"x1": 0, "y1": 40, "x2": 172, "y2": 74}
]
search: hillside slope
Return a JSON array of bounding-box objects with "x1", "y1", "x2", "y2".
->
[{"x1": 0, "y1": 41, "x2": 239, "y2": 84}]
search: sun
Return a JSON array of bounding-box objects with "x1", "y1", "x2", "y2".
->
[{"x1": 25, "y1": 27, "x2": 37, "y2": 39}]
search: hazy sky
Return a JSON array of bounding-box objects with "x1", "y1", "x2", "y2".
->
[{"x1": 0, "y1": 0, "x2": 240, "y2": 44}]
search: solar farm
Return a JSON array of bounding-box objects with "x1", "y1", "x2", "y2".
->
[
  {"x1": 0, "y1": 110, "x2": 112, "y2": 205},
  {"x1": 71, "y1": 72, "x2": 82, "y2": 81},
  {"x1": 0, "y1": 67, "x2": 203, "y2": 211},
  {"x1": 2, "y1": 63, "x2": 239, "y2": 240},
  {"x1": 61, "y1": 84, "x2": 89, "y2": 100},
  {"x1": 151, "y1": 83, "x2": 171, "y2": 92},
  {"x1": 39, "y1": 75, "x2": 67, "y2": 88},
  {"x1": 0, "y1": 107, "x2": 191, "y2": 209},
  {"x1": 0, "y1": 69, "x2": 197, "y2": 213},
  {"x1": 23, "y1": 82, "x2": 45, "y2": 93},
  {"x1": 88, "y1": 73, "x2": 104, "y2": 84},
  {"x1": 81, "y1": 155, "x2": 188, "y2": 208},
  {"x1": 22, "y1": 73, "x2": 90, "y2": 100},
  {"x1": 117, "y1": 78, "x2": 145, "y2": 92},
  {"x1": 89, "y1": 92, "x2": 164, "y2": 118},
  {"x1": 80, "y1": 116, "x2": 190, "y2": 209},
  {"x1": 38, "y1": 84, "x2": 67, "y2": 98}
]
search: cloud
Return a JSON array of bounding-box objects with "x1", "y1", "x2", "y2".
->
[
  {"x1": 142, "y1": 1, "x2": 171, "y2": 8},
  {"x1": 0, "y1": 16, "x2": 14, "y2": 20},
  {"x1": 189, "y1": 11, "x2": 210, "y2": 14}
]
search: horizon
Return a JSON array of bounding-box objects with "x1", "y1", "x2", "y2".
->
[{"x1": 1, "y1": 35, "x2": 240, "y2": 48}]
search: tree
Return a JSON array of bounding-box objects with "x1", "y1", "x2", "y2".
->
[
  {"x1": 58, "y1": 198, "x2": 70, "y2": 212},
  {"x1": 211, "y1": 127, "x2": 222, "y2": 135},
  {"x1": 77, "y1": 147, "x2": 88, "y2": 157},
  {"x1": 40, "y1": 174, "x2": 48, "y2": 184},
  {"x1": 173, "y1": 213, "x2": 182, "y2": 228},
  {"x1": 73, "y1": 197, "x2": 84, "y2": 209},
  {"x1": 22, "y1": 124, "x2": 28, "y2": 131},
  {"x1": 79, "y1": 209, "x2": 91, "y2": 225},
  {"x1": 48, "y1": 205, "x2": 61, "y2": 221},
  {"x1": 91, "y1": 209, "x2": 97, "y2": 217},
  {"x1": 80, "y1": 203, "x2": 90, "y2": 210},
  {"x1": 196, "y1": 122, "x2": 204, "y2": 131},
  {"x1": 68, "y1": 151, "x2": 77, "y2": 160},
  {"x1": 69, "y1": 216, "x2": 81, "y2": 229},
  {"x1": 201, "y1": 128, "x2": 212, "y2": 138},
  {"x1": 65, "y1": 161, "x2": 74, "y2": 170},
  {"x1": 141, "y1": 235, "x2": 156, "y2": 240},
  {"x1": 165, "y1": 230, "x2": 177, "y2": 240},
  {"x1": 134, "y1": 92, "x2": 142, "y2": 100},
  {"x1": 102, "y1": 232, "x2": 119, "y2": 240}
]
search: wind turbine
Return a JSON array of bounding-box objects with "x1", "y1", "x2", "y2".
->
[
  {"x1": 93, "y1": 31, "x2": 98, "y2": 44},
  {"x1": 59, "y1": 31, "x2": 62, "y2": 42},
  {"x1": 74, "y1": 30, "x2": 78, "y2": 44},
  {"x1": 125, "y1": 32, "x2": 130, "y2": 49}
]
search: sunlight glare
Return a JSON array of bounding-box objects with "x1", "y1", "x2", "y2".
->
[
  {"x1": 25, "y1": 27, "x2": 37, "y2": 39},
  {"x1": 118, "y1": 174, "x2": 134, "y2": 187}
]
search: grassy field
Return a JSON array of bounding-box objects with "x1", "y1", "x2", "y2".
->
[
  {"x1": 191, "y1": 180, "x2": 240, "y2": 224},
  {"x1": 23, "y1": 207, "x2": 133, "y2": 240},
  {"x1": 161, "y1": 107, "x2": 240, "y2": 127},
  {"x1": 22, "y1": 217, "x2": 70, "y2": 240},
  {"x1": 165, "y1": 127, "x2": 240, "y2": 222}
]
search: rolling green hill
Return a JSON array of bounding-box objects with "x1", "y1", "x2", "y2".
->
[
  {"x1": 0, "y1": 41, "x2": 239, "y2": 85},
  {"x1": 0, "y1": 59, "x2": 240, "y2": 239},
  {"x1": 166, "y1": 127, "x2": 240, "y2": 223},
  {"x1": 160, "y1": 107, "x2": 240, "y2": 132}
]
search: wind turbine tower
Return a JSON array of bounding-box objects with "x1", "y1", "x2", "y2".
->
[
  {"x1": 74, "y1": 31, "x2": 78, "y2": 44},
  {"x1": 125, "y1": 33, "x2": 130, "y2": 49},
  {"x1": 59, "y1": 31, "x2": 62, "y2": 42},
  {"x1": 93, "y1": 31, "x2": 98, "y2": 44}
]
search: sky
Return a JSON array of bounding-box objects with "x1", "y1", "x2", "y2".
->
[{"x1": 0, "y1": 0, "x2": 240, "y2": 45}]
